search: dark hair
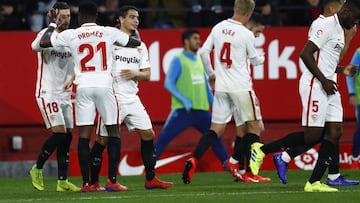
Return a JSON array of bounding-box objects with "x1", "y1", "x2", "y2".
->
[
  {"x1": 182, "y1": 29, "x2": 199, "y2": 44},
  {"x1": 53, "y1": 1, "x2": 69, "y2": 10},
  {"x1": 78, "y1": 1, "x2": 98, "y2": 17},
  {"x1": 344, "y1": 0, "x2": 360, "y2": 18},
  {"x1": 118, "y1": 5, "x2": 139, "y2": 18},
  {"x1": 321, "y1": 0, "x2": 343, "y2": 7},
  {"x1": 248, "y1": 12, "x2": 264, "y2": 26}
]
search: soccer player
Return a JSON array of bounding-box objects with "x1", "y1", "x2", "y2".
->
[
  {"x1": 39, "y1": 1, "x2": 140, "y2": 192},
  {"x1": 29, "y1": 1, "x2": 80, "y2": 192},
  {"x1": 182, "y1": 0, "x2": 265, "y2": 184},
  {"x1": 154, "y1": 29, "x2": 229, "y2": 166},
  {"x1": 250, "y1": 0, "x2": 360, "y2": 192},
  {"x1": 346, "y1": 47, "x2": 360, "y2": 169},
  {"x1": 227, "y1": 12, "x2": 271, "y2": 183},
  {"x1": 91, "y1": 5, "x2": 174, "y2": 191},
  {"x1": 249, "y1": 0, "x2": 359, "y2": 187}
]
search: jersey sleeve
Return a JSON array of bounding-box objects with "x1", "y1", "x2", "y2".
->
[
  {"x1": 51, "y1": 30, "x2": 71, "y2": 48},
  {"x1": 108, "y1": 27, "x2": 130, "y2": 46},
  {"x1": 246, "y1": 33, "x2": 264, "y2": 66},
  {"x1": 308, "y1": 21, "x2": 330, "y2": 49},
  {"x1": 139, "y1": 42, "x2": 150, "y2": 69}
]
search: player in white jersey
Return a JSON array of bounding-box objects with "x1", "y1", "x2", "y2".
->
[
  {"x1": 29, "y1": 2, "x2": 80, "y2": 192},
  {"x1": 245, "y1": 0, "x2": 358, "y2": 187},
  {"x1": 39, "y1": 1, "x2": 140, "y2": 192},
  {"x1": 182, "y1": 0, "x2": 265, "y2": 184},
  {"x1": 250, "y1": 0, "x2": 360, "y2": 192},
  {"x1": 89, "y1": 6, "x2": 173, "y2": 191},
  {"x1": 299, "y1": 1, "x2": 360, "y2": 192}
]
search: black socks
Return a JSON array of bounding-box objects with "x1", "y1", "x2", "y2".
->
[{"x1": 141, "y1": 139, "x2": 156, "y2": 181}]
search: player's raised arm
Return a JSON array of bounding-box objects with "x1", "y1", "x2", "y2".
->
[
  {"x1": 39, "y1": 9, "x2": 57, "y2": 47},
  {"x1": 125, "y1": 36, "x2": 141, "y2": 47}
]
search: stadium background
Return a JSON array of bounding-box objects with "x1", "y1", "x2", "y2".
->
[{"x1": 0, "y1": 27, "x2": 358, "y2": 177}]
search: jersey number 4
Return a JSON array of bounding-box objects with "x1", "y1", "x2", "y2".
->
[
  {"x1": 220, "y1": 42, "x2": 232, "y2": 68},
  {"x1": 79, "y1": 42, "x2": 107, "y2": 72}
]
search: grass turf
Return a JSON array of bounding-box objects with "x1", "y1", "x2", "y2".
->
[{"x1": 1, "y1": 169, "x2": 359, "y2": 203}]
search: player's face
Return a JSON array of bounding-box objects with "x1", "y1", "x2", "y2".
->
[
  {"x1": 56, "y1": 9, "x2": 70, "y2": 31},
  {"x1": 248, "y1": 24, "x2": 264, "y2": 38},
  {"x1": 120, "y1": 9, "x2": 139, "y2": 34},
  {"x1": 187, "y1": 33, "x2": 201, "y2": 53},
  {"x1": 330, "y1": 2, "x2": 344, "y2": 15}
]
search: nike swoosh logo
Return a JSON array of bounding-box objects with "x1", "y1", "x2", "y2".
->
[{"x1": 118, "y1": 152, "x2": 191, "y2": 176}]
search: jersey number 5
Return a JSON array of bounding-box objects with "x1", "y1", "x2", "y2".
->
[
  {"x1": 79, "y1": 42, "x2": 107, "y2": 72},
  {"x1": 220, "y1": 42, "x2": 232, "y2": 68}
]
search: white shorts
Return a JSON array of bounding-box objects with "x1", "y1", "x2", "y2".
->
[
  {"x1": 75, "y1": 87, "x2": 119, "y2": 126},
  {"x1": 97, "y1": 96, "x2": 152, "y2": 136},
  {"x1": 211, "y1": 91, "x2": 262, "y2": 126},
  {"x1": 300, "y1": 76, "x2": 343, "y2": 127},
  {"x1": 36, "y1": 94, "x2": 73, "y2": 129}
]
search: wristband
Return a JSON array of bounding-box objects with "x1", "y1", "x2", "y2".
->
[
  {"x1": 349, "y1": 93, "x2": 356, "y2": 97},
  {"x1": 49, "y1": 23, "x2": 57, "y2": 28}
]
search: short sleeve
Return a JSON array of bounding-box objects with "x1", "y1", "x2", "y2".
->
[
  {"x1": 51, "y1": 29, "x2": 71, "y2": 48},
  {"x1": 139, "y1": 42, "x2": 150, "y2": 69},
  {"x1": 308, "y1": 22, "x2": 330, "y2": 49},
  {"x1": 108, "y1": 27, "x2": 130, "y2": 46}
]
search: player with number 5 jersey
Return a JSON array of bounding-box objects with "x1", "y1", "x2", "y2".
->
[{"x1": 39, "y1": 1, "x2": 140, "y2": 192}]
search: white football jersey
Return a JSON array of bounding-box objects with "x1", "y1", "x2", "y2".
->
[
  {"x1": 50, "y1": 23, "x2": 130, "y2": 89},
  {"x1": 32, "y1": 29, "x2": 74, "y2": 97},
  {"x1": 200, "y1": 19, "x2": 263, "y2": 92},
  {"x1": 301, "y1": 14, "x2": 344, "y2": 82},
  {"x1": 112, "y1": 42, "x2": 150, "y2": 103}
]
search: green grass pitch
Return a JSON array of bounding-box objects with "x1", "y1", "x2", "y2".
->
[{"x1": 1, "y1": 170, "x2": 359, "y2": 203}]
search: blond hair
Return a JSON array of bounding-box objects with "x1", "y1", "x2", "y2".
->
[{"x1": 234, "y1": 0, "x2": 255, "y2": 15}]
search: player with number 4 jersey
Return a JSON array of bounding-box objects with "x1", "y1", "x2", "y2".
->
[{"x1": 182, "y1": 0, "x2": 265, "y2": 184}]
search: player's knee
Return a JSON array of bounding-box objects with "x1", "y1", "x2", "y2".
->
[
  {"x1": 138, "y1": 129, "x2": 154, "y2": 140},
  {"x1": 96, "y1": 135, "x2": 108, "y2": 146}
]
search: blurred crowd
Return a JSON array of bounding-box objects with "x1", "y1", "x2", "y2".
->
[{"x1": 0, "y1": 0, "x2": 324, "y2": 31}]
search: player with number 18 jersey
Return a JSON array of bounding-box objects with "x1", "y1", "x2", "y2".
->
[{"x1": 32, "y1": 29, "x2": 74, "y2": 128}]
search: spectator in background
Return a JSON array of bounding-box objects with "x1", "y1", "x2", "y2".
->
[
  {"x1": 281, "y1": 0, "x2": 322, "y2": 26},
  {"x1": 147, "y1": 0, "x2": 186, "y2": 28},
  {"x1": 255, "y1": 0, "x2": 282, "y2": 26},
  {"x1": 97, "y1": 0, "x2": 119, "y2": 26},
  {"x1": 0, "y1": 0, "x2": 36, "y2": 30},
  {"x1": 28, "y1": 0, "x2": 56, "y2": 31},
  {"x1": 185, "y1": 0, "x2": 227, "y2": 27}
]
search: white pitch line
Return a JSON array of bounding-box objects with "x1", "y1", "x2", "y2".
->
[{"x1": 2, "y1": 189, "x2": 360, "y2": 202}]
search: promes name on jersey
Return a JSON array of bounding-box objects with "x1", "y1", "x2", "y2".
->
[{"x1": 78, "y1": 31, "x2": 103, "y2": 40}]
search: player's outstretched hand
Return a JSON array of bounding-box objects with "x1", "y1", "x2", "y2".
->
[{"x1": 343, "y1": 64, "x2": 358, "y2": 76}]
